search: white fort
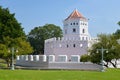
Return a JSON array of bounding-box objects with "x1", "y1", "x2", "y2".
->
[
  {"x1": 16, "y1": 9, "x2": 102, "y2": 70},
  {"x1": 44, "y1": 9, "x2": 97, "y2": 62},
  {"x1": 16, "y1": 9, "x2": 120, "y2": 69}
]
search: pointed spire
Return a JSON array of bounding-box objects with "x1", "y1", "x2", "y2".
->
[{"x1": 65, "y1": 9, "x2": 86, "y2": 21}]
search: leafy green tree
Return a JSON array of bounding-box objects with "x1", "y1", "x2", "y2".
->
[
  {"x1": 117, "y1": 21, "x2": 120, "y2": 26},
  {"x1": 15, "y1": 37, "x2": 33, "y2": 55},
  {"x1": 0, "y1": 44, "x2": 9, "y2": 66},
  {"x1": 113, "y1": 21, "x2": 120, "y2": 39},
  {"x1": 28, "y1": 24, "x2": 63, "y2": 54},
  {"x1": 0, "y1": 37, "x2": 33, "y2": 67},
  {"x1": 80, "y1": 54, "x2": 90, "y2": 62},
  {"x1": 0, "y1": 6, "x2": 25, "y2": 43},
  {"x1": 0, "y1": 7, "x2": 33, "y2": 67},
  {"x1": 89, "y1": 34, "x2": 120, "y2": 68}
]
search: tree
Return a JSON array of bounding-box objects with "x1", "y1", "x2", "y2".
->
[
  {"x1": 117, "y1": 21, "x2": 120, "y2": 26},
  {"x1": 89, "y1": 34, "x2": 120, "y2": 68},
  {"x1": 0, "y1": 44, "x2": 9, "y2": 66},
  {"x1": 80, "y1": 54, "x2": 90, "y2": 62},
  {"x1": 14, "y1": 37, "x2": 33, "y2": 55},
  {"x1": 0, "y1": 6, "x2": 25, "y2": 43},
  {"x1": 0, "y1": 37, "x2": 33, "y2": 67},
  {"x1": 28, "y1": 24, "x2": 63, "y2": 54},
  {"x1": 0, "y1": 7, "x2": 33, "y2": 67},
  {"x1": 113, "y1": 21, "x2": 120, "y2": 39}
]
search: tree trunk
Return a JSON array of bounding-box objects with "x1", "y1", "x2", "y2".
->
[
  {"x1": 5, "y1": 59, "x2": 11, "y2": 68},
  {"x1": 110, "y1": 61, "x2": 117, "y2": 68},
  {"x1": 104, "y1": 62, "x2": 108, "y2": 68},
  {"x1": 115, "y1": 59, "x2": 118, "y2": 68}
]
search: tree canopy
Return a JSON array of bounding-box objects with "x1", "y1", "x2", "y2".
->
[
  {"x1": 80, "y1": 54, "x2": 90, "y2": 62},
  {"x1": 0, "y1": 7, "x2": 33, "y2": 67},
  {"x1": 113, "y1": 21, "x2": 120, "y2": 39},
  {"x1": 82, "y1": 21, "x2": 120, "y2": 68},
  {"x1": 0, "y1": 6, "x2": 25, "y2": 43},
  {"x1": 27, "y1": 24, "x2": 63, "y2": 54},
  {"x1": 89, "y1": 34, "x2": 120, "y2": 68}
]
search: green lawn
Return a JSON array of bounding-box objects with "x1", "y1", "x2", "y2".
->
[{"x1": 0, "y1": 69, "x2": 120, "y2": 80}]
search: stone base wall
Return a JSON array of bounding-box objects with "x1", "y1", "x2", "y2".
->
[
  {"x1": 16, "y1": 60, "x2": 48, "y2": 68},
  {"x1": 16, "y1": 55, "x2": 120, "y2": 70},
  {"x1": 48, "y1": 62, "x2": 101, "y2": 70},
  {"x1": 16, "y1": 61, "x2": 101, "y2": 70},
  {"x1": 16, "y1": 55, "x2": 102, "y2": 70}
]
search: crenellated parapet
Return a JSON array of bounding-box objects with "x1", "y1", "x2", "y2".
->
[
  {"x1": 16, "y1": 55, "x2": 48, "y2": 68},
  {"x1": 88, "y1": 37, "x2": 99, "y2": 48},
  {"x1": 17, "y1": 55, "x2": 47, "y2": 62},
  {"x1": 17, "y1": 54, "x2": 81, "y2": 63},
  {"x1": 45, "y1": 36, "x2": 90, "y2": 43}
]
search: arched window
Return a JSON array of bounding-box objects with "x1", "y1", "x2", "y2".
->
[
  {"x1": 73, "y1": 44, "x2": 76, "y2": 48},
  {"x1": 73, "y1": 28, "x2": 76, "y2": 33},
  {"x1": 76, "y1": 23, "x2": 78, "y2": 25},
  {"x1": 73, "y1": 23, "x2": 75, "y2": 25},
  {"x1": 67, "y1": 44, "x2": 69, "y2": 48},
  {"x1": 82, "y1": 29, "x2": 85, "y2": 33}
]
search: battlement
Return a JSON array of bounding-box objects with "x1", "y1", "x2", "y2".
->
[
  {"x1": 17, "y1": 55, "x2": 47, "y2": 62},
  {"x1": 17, "y1": 55, "x2": 81, "y2": 63},
  {"x1": 45, "y1": 36, "x2": 91, "y2": 43},
  {"x1": 16, "y1": 55, "x2": 48, "y2": 68},
  {"x1": 90, "y1": 37, "x2": 98, "y2": 41}
]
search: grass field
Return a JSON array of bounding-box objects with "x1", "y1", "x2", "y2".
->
[{"x1": 0, "y1": 68, "x2": 120, "y2": 80}]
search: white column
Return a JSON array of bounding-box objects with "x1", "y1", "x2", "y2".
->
[
  {"x1": 35, "y1": 55, "x2": 39, "y2": 61},
  {"x1": 25, "y1": 55, "x2": 28, "y2": 61},
  {"x1": 43, "y1": 55, "x2": 47, "y2": 62},
  {"x1": 30, "y1": 55, "x2": 33, "y2": 61},
  {"x1": 16, "y1": 56, "x2": 20, "y2": 60}
]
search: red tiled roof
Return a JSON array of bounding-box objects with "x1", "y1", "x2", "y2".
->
[{"x1": 65, "y1": 9, "x2": 86, "y2": 21}]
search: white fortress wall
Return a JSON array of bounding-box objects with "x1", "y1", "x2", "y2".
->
[
  {"x1": 16, "y1": 55, "x2": 102, "y2": 70},
  {"x1": 16, "y1": 55, "x2": 120, "y2": 69},
  {"x1": 16, "y1": 55, "x2": 48, "y2": 68},
  {"x1": 44, "y1": 36, "x2": 89, "y2": 62}
]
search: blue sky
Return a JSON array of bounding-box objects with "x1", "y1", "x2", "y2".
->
[{"x1": 0, "y1": 0, "x2": 120, "y2": 36}]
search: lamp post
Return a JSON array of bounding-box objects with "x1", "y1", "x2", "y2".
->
[
  {"x1": 9, "y1": 47, "x2": 18, "y2": 70},
  {"x1": 11, "y1": 47, "x2": 14, "y2": 70},
  {"x1": 97, "y1": 47, "x2": 108, "y2": 72}
]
